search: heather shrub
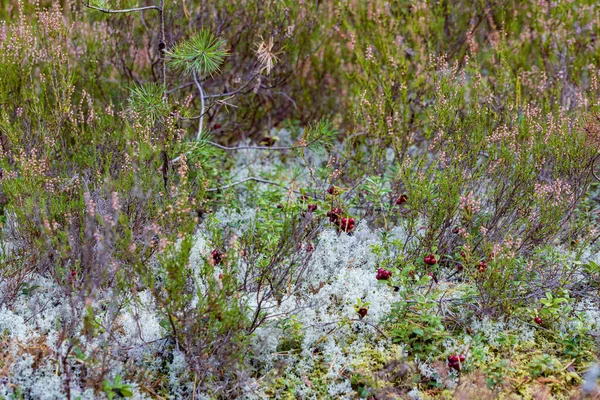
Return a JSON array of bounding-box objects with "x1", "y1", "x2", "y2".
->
[{"x1": 1, "y1": 0, "x2": 600, "y2": 399}]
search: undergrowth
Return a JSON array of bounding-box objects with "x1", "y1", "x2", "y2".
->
[{"x1": 1, "y1": 0, "x2": 600, "y2": 399}]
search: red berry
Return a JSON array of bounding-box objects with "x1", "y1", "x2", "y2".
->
[
  {"x1": 457, "y1": 264, "x2": 464, "y2": 271},
  {"x1": 358, "y1": 307, "x2": 368, "y2": 318},
  {"x1": 376, "y1": 268, "x2": 392, "y2": 280},
  {"x1": 447, "y1": 355, "x2": 459, "y2": 362},
  {"x1": 424, "y1": 254, "x2": 436, "y2": 265},
  {"x1": 459, "y1": 354, "x2": 466, "y2": 362},
  {"x1": 534, "y1": 317, "x2": 542, "y2": 325},
  {"x1": 328, "y1": 208, "x2": 343, "y2": 223},
  {"x1": 327, "y1": 185, "x2": 337, "y2": 195},
  {"x1": 478, "y1": 261, "x2": 487, "y2": 272},
  {"x1": 212, "y1": 249, "x2": 225, "y2": 265},
  {"x1": 338, "y1": 217, "x2": 355, "y2": 232},
  {"x1": 460, "y1": 251, "x2": 466, "y2": 258},
  {"x1": 307, "y1": 204, "x2": 317, "y2": 212},
  {"x1": 395, "y1": 194, "x2": 408, "y2": 205},
  {"x1": 448, "y1": 361, "x2": 461, "y2": 371},
  {"x1": 306, "y1": 243, "x2": 314, "y2": 253},
  {"x1": 212, "y1": 123, "x2": 222, "y2": 130}
]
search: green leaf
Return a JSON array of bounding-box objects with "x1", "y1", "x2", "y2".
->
[{"x1": 412, "y1": 327, "x2": 424, "y2": 336}]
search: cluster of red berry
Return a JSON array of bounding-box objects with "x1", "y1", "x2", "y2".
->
[
  {"x1": 326, "y1": 208, "x2": 355, "y2": 233},
  {"x1": 456, "y1": 251, "x2": 490, "y2": 274},
  {"x1": 307, "y1": 204, "x2": 318, "y2": 212},
  {"x1": 395, "y1": 194, "x2": 408, "y2": 205},
  {"x1": 447, "y1": 354, "x2": 466, "y2": 371},
  {"x1": 478, "y1": 261, "x2": 487, "y2": 273},
  {"x1": 327, "y1": 207, "x2": 343, "y2": 223},
  {"x1": 376, "y1": 268, "x2": 392, "y2": 280},
  {"x1": 212, "y1": 249, "x2": 225, "y2": 265},
  {"x1": 424, "y1": 253, "x2": 437, "y2": 265},
  {"x1": 339, "y1": 217, "x2": 355, "y2": 232}
]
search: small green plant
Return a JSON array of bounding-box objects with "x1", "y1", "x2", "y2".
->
[
  {"x1": 387, "y1": 297, "x2": 447, "y2": 358},
  {"x1": 350, "y1": 373, "x2": 373, "y2": 398},
  {"x1": 276, "y1": 316, "x2": 304, "y2": 353},
  {"x1": 537, "y1": 291, "x2": 573, "y2": 325},
  {"x1": 354, "y1": 298, "x2": 371, "y2": 319},
  {"x1": 555, "y1": 316, "x2": 596, "y2": 362},
  {"x1": 485, "y1": 359, "x2": 513, "y2": 390},
  {"x1": 528, "y1": 354, "x2": 558, "y2": 378},
  {"x1": 102, "y1": 375, "x2": 133, "y2": 399}
]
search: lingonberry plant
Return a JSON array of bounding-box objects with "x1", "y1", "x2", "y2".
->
[{"x1": 2, "y1": 0, "x2": 600, "y2": 399}]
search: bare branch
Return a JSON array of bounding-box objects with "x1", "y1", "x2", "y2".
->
[
  {"x1": 166, "y1": 82, "x2": 194, "y2": 94},
  {"x1": 83, "y1": 2, "x2": 161, "y2": 14},
  {"x1": 207, "y1": 177, "x2": 288, "y2": 192},
  {"x1": 207, "y1": 141, "x2": 304, "y2": 151},
  {"x1": 166, "y1": 72, "x2": 260, "y2": 97},
  {"x1": 192, "y1": 71, "x2": 206, "y2": 141},
  {"x1": 204, "y1": 72, "x2": 260, "y2": 98}
]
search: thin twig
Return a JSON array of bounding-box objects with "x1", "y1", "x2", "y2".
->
[
  {"x1": 193, "y1": 71, "x2": 206, "y2": 141},
  {"x1": 204, "y1": 72, "x2": 260, "y2": 98},
  {"x1": 207, "y1": 177, "x2": 288, "y2": 192},
  {"x1": 159, "y1": 0, "x2": 166, "y2": 91},
  {"x1": 171, "y1": 132, "x2": 317, "y2": 163},
  {"x1": 83, "y1": 3, "x2": 161, "y2": 13},
  {"x1": 208, "y1": 141, "x2": 302, "y2": 151},
  {"x1": 166, "y1": 72, "x2": 259, "y2": 96},
  {"x1": 166, "y1": 82, "x2": 194, "y2": 94},
  {"x1": 592, "y1": 153, "x2": 600, "y2": 182}
]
